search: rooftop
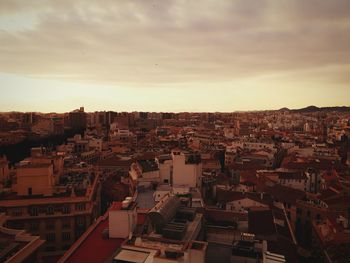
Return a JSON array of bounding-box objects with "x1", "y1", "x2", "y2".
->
[
  {"x1": 263, "y1": 184, "x2": 305, "y2": 205},
  {"x1": 0, "y1": 171, "x2": 98, "y2": 206},
  {"x1": 0, "y1": 214, "x2": 44, "y2": 263},
  {"x1": 137, "y1": 159, "x2": 159, "y2": 173},
  {"x1": 59, "y1": 213, "x2": 125, "y2": 263}
]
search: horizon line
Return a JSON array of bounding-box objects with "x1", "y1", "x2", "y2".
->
[{"x1": 1, "y1": 105, "x2": 350, "y2": 115}]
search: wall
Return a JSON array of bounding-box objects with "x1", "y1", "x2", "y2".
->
[
  {"x1": 226, "y1": 198, "x2": 268, "y2": 212},
  {"x1": 172, "y1": 153, "x2": 201, "y2": 188},
  {"x1": 158, "y1": 160, "x2": 172, "y2": 184},
  {"x1": 109, "y1": 208, "x2": 137, "y2": 238},
  {"x1": 17, "y1": 166, "x2": 54, "y2": 196}
]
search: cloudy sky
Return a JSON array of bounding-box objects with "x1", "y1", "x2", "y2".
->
[{"x1": 0, "y1": 0, "x2": 349, "y2": 112}]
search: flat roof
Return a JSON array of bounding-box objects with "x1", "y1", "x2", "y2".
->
[
  {"x1": 138, "y1": 159, "x2": 159, "y2": 173},
  {"x1": 59, "y1": 214, "x2": 124, "y2": 263},
  {"x1": 59, "y1": 212, "x2": 147, "y2": 263},
  {"x1": 114, "y1": 249, "x2": 150, "y2": 263},
  {"x1": 136, "y1": 190, "x2": 155, "y2": 210}
]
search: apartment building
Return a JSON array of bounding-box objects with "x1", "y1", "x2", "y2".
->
[{"x1": 0, "y1": 164, "x2": 101, "y2": 260}]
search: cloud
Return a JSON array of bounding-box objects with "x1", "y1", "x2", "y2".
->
[{"x1": 0, "y1": 0, "x2": 349, "y2": 86}]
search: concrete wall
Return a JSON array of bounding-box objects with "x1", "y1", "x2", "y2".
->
[
  {"x1": 172, "y1": 153, "x2": 202, "y2": 188},
  {"x1": 158, "y1": 160, "x2": 172, "y2": 184},
  {"x1": 17, "y1": 165, "x2": 54, "y2": 196},
  {"x1": 109, "y1": 208, "x2": 137, "y2": 238}
]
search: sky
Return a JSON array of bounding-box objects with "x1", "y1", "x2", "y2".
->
[{"x1": 0, "y1": 0, "x2": 349, "y2": 113}]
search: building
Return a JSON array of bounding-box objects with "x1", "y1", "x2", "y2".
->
[
  {"x1": 231, "y1": 233, "x2": 286, "y2": 263},
  {"x1": 68, "y1": 108, "x2": 87, "y2": 130},
  {"x1": 114, "y1": 194, "x2": 207, "y2": 263},
  {"x1": 16, "y1": 163, "x2": 55, "y2": 196},
  {"x1": 0, "y1": 165, "x2": 101, "y2": 260},
  {"x1": 31, "y1": 118, "x2": 54, "y2": 135},
  {"x1": 0, "y1": 156, "x2": 10, "y2": 184},
  {"x1": 305, "y1": 168, "x2": 322, "y2": 194},
  {"x1": 278, "y1": 171, "x2": 307, "y2": 191},
  {"x1": 58, "y1": 211, "x2": 125, "y2": 263},
  {"x1": 0, "y1": 214, "x2": 45, "y2": 263},
  {"x1": 109, "y1": 200, "x2": 137, "y2": 239},
  {"x1": 156, "y1": 154, "x2": 172, "y2": 185},
  {"x1": 129, "y1": 159, "x2": 160, "y2": 185},
  {"x1": 60, "y1": 194, "x2": 207, "y2": 263},
  {"x1": 216, "y1": 190, "x2": 272, "y2": 212},
  {"x1": 172, "y1": 150, "x2": 202, "y2": 188}
]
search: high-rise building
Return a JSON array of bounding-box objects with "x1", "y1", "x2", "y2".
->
[{"x1": 68, "y1": 108, "x2": 87, "y2": 130}]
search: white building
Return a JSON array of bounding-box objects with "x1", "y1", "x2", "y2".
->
[
  {"x1": 172, "y1": 150, "x2": 202, "y2": 188},
  {"x1": 109, "y1": 200, "x2": 137, "y2": 239}
]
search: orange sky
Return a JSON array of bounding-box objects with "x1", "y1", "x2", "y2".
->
[{"x1": 0, "y1": 0, "x2": 349, "y2": 112}]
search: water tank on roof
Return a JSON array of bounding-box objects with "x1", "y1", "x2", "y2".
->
[{"x1": 148, "y1": 195, "x2": 181, "y2": 228}]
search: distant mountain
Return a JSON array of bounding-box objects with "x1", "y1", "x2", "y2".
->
[
  {"x1": 278, "y1": 107, "x2": 290, "y2": 112},
  {"x1": 279, "y1": 105, "x2": 350, "y2": 113},
  {"x1": 293, "y1": 105, "x2": 320, "y2": 113}
]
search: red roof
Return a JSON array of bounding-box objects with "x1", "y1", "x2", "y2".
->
[
  {"x1": 60, "y1": 210, "x2": 147, "y2": 263},
  {"x1": 59, "y1": 214, "x2": 124, "y2": 263}
]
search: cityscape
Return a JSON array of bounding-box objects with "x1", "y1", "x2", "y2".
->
[
  {"x1": 0, "y1": 107, "x2": 349, "y2": 263},
  {"x1": 1, "y1": 1, "x2": 350, "y2": 263}
]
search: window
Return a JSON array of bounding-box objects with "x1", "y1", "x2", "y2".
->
[
  {"x1": 46, "y1": 233, "x2": 56, "y2": 242},
  {"x1": 75, "y1": 203, "x2": 86, "y2": 211},
  {"x1": 76, "y1": 217, "x2": 85, "y2": 226},
  {"x1": 47, "y1": 206, "x2": 54, "y2": 215},
  {"x1": 28, "y1": 207, "x2": 38, "y2": 216},
  {"x1": 62, "y1": 205, "x2": 70, "y2": 214},
  {"x1": 62, "y1": 232, "x2": 71, "y2": 241},
  {"x1": 12, "y1": 208, "x2": 22, "y2": 217}
]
